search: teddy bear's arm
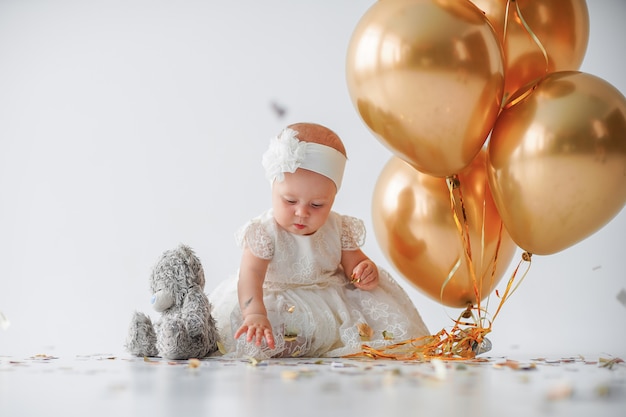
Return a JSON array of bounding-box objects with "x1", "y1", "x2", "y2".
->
[{"x1": 181, "y1": 289, "x2": 211, "y2": 338}]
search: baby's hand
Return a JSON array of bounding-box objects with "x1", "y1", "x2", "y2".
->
[
  {"x1": 350, "y1": 260, "x2": 379, "y2": 290},
  {"x1": 234, "y1": 313, "x2": 276, "y2": 349}
]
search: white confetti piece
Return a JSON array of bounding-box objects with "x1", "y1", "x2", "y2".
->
[
  {"x1": 431, "y1": 358, "x2": 447, "y2": 380},
  {"x1": 0, "y1": 311, "x2": 10, "y2": 330}
]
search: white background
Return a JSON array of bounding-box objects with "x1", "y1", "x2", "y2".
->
[{"x1": 0, "y1": 0, "x2": 624, "y2": 358}]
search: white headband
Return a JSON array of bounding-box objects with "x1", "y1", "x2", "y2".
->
[{"x1": 262, "y1": 127, "x2": 347, "y2": 190}]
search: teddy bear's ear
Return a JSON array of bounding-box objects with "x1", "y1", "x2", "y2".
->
[
  {"x1": 189, "y1": 254, "x2": 205, "y2": 287},
  {"x1": 177, "y1": 244, "x2": 205, "y2": 287},
  {"x1": 194, "y1": 264, "x2": 206, "y2": 288},
  {"x1": 177, "y1": 244, "x2": 196, "y2": 266},
  {"x1": 177, "y1": 243, "x2": 192, "y2": 254}
]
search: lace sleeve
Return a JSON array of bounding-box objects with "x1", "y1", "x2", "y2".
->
[
  {"x1": 234, "y1": 220, "x2": 274, "y2": 260},
  {"x1": 341, "y1": 215, "x2": 366, "y2": 250}
]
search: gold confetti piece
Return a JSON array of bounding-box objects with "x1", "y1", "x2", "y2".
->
[
  {"x1": 546, "y1": 381, "x2": 573, "y2": 400},
  {"x1": 30, "y1": 354, "x2": 58, "y2": 360},
  {"x1": 284, "y1": 332, "x2": 298, "y2": 342},
  {"x1": 216, "y1": 341, "x2": 227, "y2": 355},
  {"x1": 76, "y1": 353, "x2": 116, "y2": 360},
  {"x1": 382, "y1": 330, "x2": 394, "y2": 340},
  {"x1": 281, "y1": 370, "x2": 299, "y2": 380},
  {"x1": 387, "y1": 368, "x2": 402, "y2": 376},
  {"x1": 188, "y1": 358, "x2": 201, "y2": 368},
  {"x1": 595, "y1": 383, "x2": 611, "y2": 397},
  {"x1": 492, "y1": 359, "x2": 536, "y2": 370},
  {"x1": 494, "y1": 360, "x2": 517, "y2": 369},
  {"x1": 357, "y1": 323, "x2": 373, "y2": 341},
  {"x1": 599, "y1": 357, "x2": 624, "y2": 369},
  {"x1": 247, "y1": 357, "x2": 262, "y2": 366},
  {"x1": 287, "y1": 305, "x2": 295, "y2": 313}
]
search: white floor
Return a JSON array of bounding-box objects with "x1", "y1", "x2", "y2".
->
[{"x1": 1, "y1": 352, "x2": 624, "y2": 417}]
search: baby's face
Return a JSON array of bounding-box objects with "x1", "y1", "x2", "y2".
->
[{"x1": 271, "y1": 168, "x2": 336, "y2": 235}]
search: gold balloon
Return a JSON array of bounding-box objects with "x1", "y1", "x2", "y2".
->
[
  {"x1": 372, "y1": 150, "x2": 517, "y2": 308},
  {"x1": 346, "y1": 0, "x2": 504, "y2": 178},
  {"x1": 487, "y1": 71, "x2": 626, "y2": 255},
  {"x1": 470, "y1": 0, "x2": 589, "y2": 103}
]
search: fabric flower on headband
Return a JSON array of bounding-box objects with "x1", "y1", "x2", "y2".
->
[
  {"x1": 262, "y1": 128, "x2": 307, "y2": 184},
  {"x1": 262, "y1": 127, "x2": 347, "y2": 189}
]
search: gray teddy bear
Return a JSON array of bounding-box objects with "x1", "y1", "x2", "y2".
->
[{"x1": 125, "y1": 244, "x2": 220, "y2": 359}]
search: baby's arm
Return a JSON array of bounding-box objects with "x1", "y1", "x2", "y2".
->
[
  {"x1": 233, "y1": 247, "x2": 276, "y2": 349},
  {"x1": 341, "y1": 248, "x2": 379, "y2": 291}
]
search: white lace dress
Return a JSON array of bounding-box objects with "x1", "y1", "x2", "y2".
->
[{"x1": 209, "y1": 209, "x2": 429, "y2": 359}]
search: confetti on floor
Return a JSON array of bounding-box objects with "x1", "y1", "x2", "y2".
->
[{"x1": 0, "y1": 353, "x2": 624, "y2": 417}]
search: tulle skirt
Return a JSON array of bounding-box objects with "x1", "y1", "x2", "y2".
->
[{"x1": 208, "y1": 269, "x2": 429, "y2": 359}]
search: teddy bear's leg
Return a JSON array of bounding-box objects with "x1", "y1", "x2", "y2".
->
[
  {"x1": 125, "y1": 311, "x2": 158, "y2": 357},
  {"x1": 157, "y1": 318, "x2": 195, "y2": 360}
]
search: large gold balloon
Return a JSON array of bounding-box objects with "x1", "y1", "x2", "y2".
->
[
  {"x1": 487, "y1": 71, "x2": 626, "y2": 255},
  {"x1": 471, "y1": 0, "x2": 589, "y2": 103},
  {"x1": 346, "y1": 0, "x2": 504, "y2": 178},
  {"x1": 372, "y1": 150, "x2": 517, "y2": 308}
]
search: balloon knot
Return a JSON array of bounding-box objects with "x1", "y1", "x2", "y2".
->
[{"x1": 446, "y1": 175, "x2": 461, "y2": 189}]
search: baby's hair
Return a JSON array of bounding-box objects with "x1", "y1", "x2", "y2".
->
[{"x1": 287, "y1": 122, "x2": 347, "y2": 158}]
